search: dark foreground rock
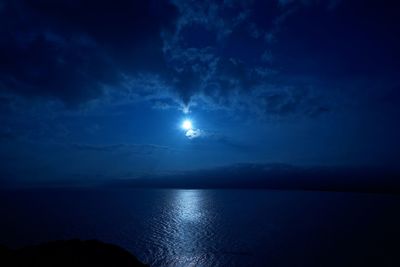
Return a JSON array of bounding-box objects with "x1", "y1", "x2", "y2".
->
[{"x1": 0, "y1": 239, "x2": 148, "y2": 267}]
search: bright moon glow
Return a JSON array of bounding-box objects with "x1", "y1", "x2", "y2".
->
[{"x1": 182, "y1": 119, "x2": 193, "y2": 130}]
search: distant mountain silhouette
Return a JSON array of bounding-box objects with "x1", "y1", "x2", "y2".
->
[
  {"x1": 0, "y1": 239, "x2": 147, "y2": 267},
  {"x1": 111, "y1": 163, "x2": 400, "y2": 194}
]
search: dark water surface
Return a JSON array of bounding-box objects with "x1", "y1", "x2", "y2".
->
[{"x1": 1, "y1": 188, "x2": 400, "y2": 266}]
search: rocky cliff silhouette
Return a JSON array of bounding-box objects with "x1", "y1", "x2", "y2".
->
[{"x1": 0, "y1": 239, "x2": 148, "y2": 267}]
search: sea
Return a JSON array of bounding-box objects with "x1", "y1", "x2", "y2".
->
[{"x1": 0, "y1": 188, "x2": 399, "y2": 266}]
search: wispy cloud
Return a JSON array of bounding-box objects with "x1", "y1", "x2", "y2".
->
[{"x1": 70, "y1": 143, "x2": 173, "y2": 155}]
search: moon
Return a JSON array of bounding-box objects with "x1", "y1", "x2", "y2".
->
[{"x1": 182, "y1": 119, "x2": 193, "y2": 130}]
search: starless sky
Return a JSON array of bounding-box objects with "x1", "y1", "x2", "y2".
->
[{"x1": 0, "y1": 0, "x2": 399, "y2": 185}]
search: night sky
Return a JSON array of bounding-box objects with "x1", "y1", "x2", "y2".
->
[{"x1": 0, "y1": 0, "x2": 399, "y2": 187}]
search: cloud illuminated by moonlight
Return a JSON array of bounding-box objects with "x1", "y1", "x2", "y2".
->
[{"x1": 185, "y1": 129, "x2": 203, "y2": 139}]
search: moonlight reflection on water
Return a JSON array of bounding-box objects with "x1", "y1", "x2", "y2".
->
[
  {"x1": 174, "y1": 190, "x2": 203, "y2": 222},
  {"x1": 148, "y1": 189, "x2": 223, "y2": 266}
]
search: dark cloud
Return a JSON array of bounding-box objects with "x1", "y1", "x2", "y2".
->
[
  {"x1": 161, "y1": 0, "x2": 338, "y2": 116},
  {"x1": 0, "y1": 95, "x2": 15, "y2": 113},
  {"x1": 248, "y1": 85, "x2": 331, "y2": 117},
  {"x1": 183, "y1": 128, "x2": 251, "y2": 151},
  {"x1": 205, "y1": 132, "x2": 251, "y2": 151},
  {"x1": 0, "y1": 0, "x2": 178, "y2": 105},
  {"x1": 0, "y1": 0, "x2": 334, "y2": 117},
  {"x1": 381, "y1": 85, "x2": 400, "y2": 110},
  {"x1": 0, "y1": 130, "x2": 18, "y2": 141},
  {"x1": 71, "y1": 143, "x2": 173, "y2": 155},
  {"x1": 0, "y1": 0, "x2": 399, "y2": 120}
]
